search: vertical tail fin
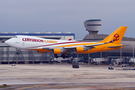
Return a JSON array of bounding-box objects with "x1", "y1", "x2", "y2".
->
[{"x1": 101, "y1": 26, "x2": 128, "y2": 44}]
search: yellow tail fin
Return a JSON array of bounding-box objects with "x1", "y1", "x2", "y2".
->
[{"x1": 101, "y1": 26, "x2": 128, "y2": 44}]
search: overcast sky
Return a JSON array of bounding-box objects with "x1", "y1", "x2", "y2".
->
[{"x1": 0, "y1": 0, "x2": 135, "y2": 39}]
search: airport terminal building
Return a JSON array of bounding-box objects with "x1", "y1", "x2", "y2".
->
[{"x1": 0, "y1": 32, "x2": 75, "y2": 64}]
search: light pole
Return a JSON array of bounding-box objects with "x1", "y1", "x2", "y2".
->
[
  {"x1": 120, "y1": 48, "x2": 122, "y2": 59},
  {"x1": 88, "y1": 54, "x2": 90, "y2": 65},
  {"x1": 133, "y1": 44, "x2": 134, "y2": 59}
]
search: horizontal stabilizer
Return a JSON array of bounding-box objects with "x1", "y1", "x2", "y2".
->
[{"x1": 108, "y1": 45, "x2": 123, "y2": 48}]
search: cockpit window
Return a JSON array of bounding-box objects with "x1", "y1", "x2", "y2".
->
[{"x1": 13, "y1": 35, "x2": 17, "y2": 38}]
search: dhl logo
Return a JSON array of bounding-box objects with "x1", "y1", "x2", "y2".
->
[{"x1": 22, "y1": 38, "x2": 57, "y2": 43}]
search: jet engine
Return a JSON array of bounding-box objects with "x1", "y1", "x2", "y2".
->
[
  {"x1": 53, "y1": 48, "x2": 61, "y2": 54},
  {"x1": 76, "y1": 47, "x2": 84, "y2": 53}
]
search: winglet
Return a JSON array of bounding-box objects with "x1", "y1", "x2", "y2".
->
[{"x1": 101, "y1": 26, "x2": 128, "y2": 44}]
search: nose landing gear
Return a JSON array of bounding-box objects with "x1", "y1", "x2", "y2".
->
[{"x1": 16, "y1": 49, "x2": 20, "y2": 55}]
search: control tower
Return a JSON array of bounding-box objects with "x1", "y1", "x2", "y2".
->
[{"x1": 84, "y1": 19, "x2": 102, "y2": 35}]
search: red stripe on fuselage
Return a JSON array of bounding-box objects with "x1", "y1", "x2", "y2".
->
[{"x1": 28, "y1": 41, "x2": 88, "y2": 48}]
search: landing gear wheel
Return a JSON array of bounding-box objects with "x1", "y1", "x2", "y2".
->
[
  {"x1": 16, "y1": 51, "x2": 20, "y2": 55},
  {"x1": 54, "y1": 54, "x2": 58, "y2": 58},
  {"x1": 61, "y1": 53, "x2": 68, "y2": 59}
]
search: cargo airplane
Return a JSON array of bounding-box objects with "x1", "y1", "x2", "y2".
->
[{"x1": 5, "y1": 26, "x2": 127, "y2": 59}]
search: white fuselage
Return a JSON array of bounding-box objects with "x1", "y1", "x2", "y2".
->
[{"x1": 5, "y1": 35, "x2": 91, "y2": 50}]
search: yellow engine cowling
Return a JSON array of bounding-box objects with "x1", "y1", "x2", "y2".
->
[
  {"x1": 53, "y1": 48, "x2": 61, "y2": 54},
  {"x1": 76, "y1": 47, "x2": 84, "y2": 53}
]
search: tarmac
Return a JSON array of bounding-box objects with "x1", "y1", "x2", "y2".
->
[{"x1": 0, "y1": 64, "x2": 135, "y2": 90}]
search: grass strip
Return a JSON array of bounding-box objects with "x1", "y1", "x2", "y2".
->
[{"x1": 0, "y1": 85, "x2": 9, "y2": 88}]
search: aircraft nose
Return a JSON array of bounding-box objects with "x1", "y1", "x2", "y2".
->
[
  {"x1": 5, "y1": 39, "x2": 11, "y2": 45},
  {"x1": 5, "y1": 40, "x2": 9, "y2": 44}
]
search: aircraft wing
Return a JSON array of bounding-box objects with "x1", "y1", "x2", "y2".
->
[
  {"x1": 63, "y1": 42, "x2": 106, "y2": 49},
  {"x1": 42, "y1": 42, "x2": 123, "y2": 54},
  {"x1": 63, "y1": 42, "x2": 107, "y2": 52},
  {"x1": 85, "y1": 43, "x2": 105, "y2": 47}
]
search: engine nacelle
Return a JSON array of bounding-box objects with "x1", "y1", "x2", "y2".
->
[
  {"x1": 76, "y1": 47, "x2": 84, "y2": 53},
  {"x1": 53, "y1": 48, "x2": 61, "y2": 54}
]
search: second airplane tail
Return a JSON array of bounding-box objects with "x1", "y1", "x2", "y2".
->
[{"x1": 101, "y1": 26, "x2": 128, "y2": 44}]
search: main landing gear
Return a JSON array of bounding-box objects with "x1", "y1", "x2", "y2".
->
[
  {"x1": 54, "y1": 53, "x2": 80, "y2": 68},
  {"x1": 54, "y1": 54, "x2": 58, "y2": 58},
  {"x1": 54, "y1": 53, "x2": 69, "y2": 59}
]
